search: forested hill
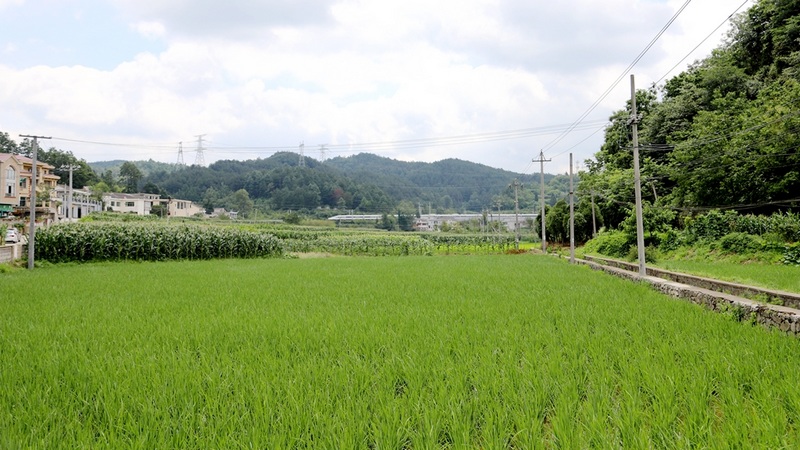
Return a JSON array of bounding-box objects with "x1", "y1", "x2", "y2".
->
[
  {"x1": 324, "y1": 153, "x2": 545, "y2": 211},
  {"x1": 101, "y1": 151, "x2": 564, "y2": 215},
  {"x1": 585, "y1": 0, "x2": 800, "y2": 230}
]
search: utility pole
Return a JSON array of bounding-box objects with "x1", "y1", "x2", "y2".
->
[
  {"x1": 194, "y1": 135, "x2": 206, "y2": 166},
  {"x1": 569, "y1": 154, "x2": 575, "y2": 264},
  {"x1": 511, "y1": 179, "x2": 521, "y2": 250},
  {"x1": 629, "y1": 75, "x2": 646, "y2": 276},
  {"x1": 20, "y1": 134, "x2": 51, "y2": 270},
  {"x1": 60, "y1": 164, "x2": 80, "y2": 220},
  {"x1": 319, "y1": 144, "x2": 327, "y2": 161},
  {"x1": 532, "y1": 151, "x2": 551, "y2": 253},
  {"x1": 591, "y1": 188, "x2": 597, "y2": 239}
]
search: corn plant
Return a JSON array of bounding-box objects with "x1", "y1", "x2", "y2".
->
[{"x1": 34, "y1": 222, "x2": 283, "y2": 262}]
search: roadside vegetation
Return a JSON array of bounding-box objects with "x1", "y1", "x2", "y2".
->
[
  {"x1": 2, "y1": 256, "x2": 799, "y2": 448},
  {"x1": 580, "y1": 209, "x2": 800, "y2": 292}
]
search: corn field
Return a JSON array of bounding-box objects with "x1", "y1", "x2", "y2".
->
[{"x1": 35, "y1": 222, "x2": 283, "y2": 262}]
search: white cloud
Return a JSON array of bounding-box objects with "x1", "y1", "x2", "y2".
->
[
  {"x1": 0, "y1": 0, "x2": 25, "y2": 11},
  {"x1": 0, "y1": 0, "x2": 749, "y2": 171},
  {"x1": 132, "y1": 21, "x2": 166, "y2": 40}
]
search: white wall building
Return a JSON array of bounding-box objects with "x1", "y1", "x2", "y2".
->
[
  {"x1": 55, "y1": 185, "x2": 103, "y2": 220},
  {"x1": 103, "y1": 193, "x2": 162, "y2": 215}
]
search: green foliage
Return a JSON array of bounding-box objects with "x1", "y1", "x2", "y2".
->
[
  {"x1": 684, "y1": 210, "x2": 739, "y2": 242},
  {"x1": 119, "y1": 161, "x2": 143, "y2": 193},
  {"x1": 80, "y1": 211, "x2": 159, "y2": 222},
  {"x1": 719, "y1": 232, "x2": 765, "y2": 253},
  {"x1": 283, "y1": 211, "x2": 302, "y2": 225},
  {"x1": 782, "y1": 242, "x2": 800, "y2": 266},
  {"x1": 583, "y1": 230, "x2": 633, "y2": 258},
  {"x1": 34, "y1": 222, "x2": 283, "y2": 262},
  {"x1": 588, "y1": 0, "x2": 800, "y2": 218}
]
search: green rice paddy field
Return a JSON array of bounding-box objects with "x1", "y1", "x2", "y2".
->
[{"x1": 2, "y1": 255, "x2": 799, "y2": 448}]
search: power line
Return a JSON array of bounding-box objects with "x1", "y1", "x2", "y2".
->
[
  {"x1": 654, "y1": 0, "x2": 751, "y2": 86},
  {"x1": 542, "y1": 0, "x2": 693, "y2": 157}
]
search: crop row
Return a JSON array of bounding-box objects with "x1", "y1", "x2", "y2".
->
[
  {"x1": 283, "y1": 234, "x2": 435, "y2": 256},
  {"x1": 35, "y1": 223, "x2": 283, "y2": 262},
  {"x1": 419, "y1": 233, "x2": 515, "y2": 253}
]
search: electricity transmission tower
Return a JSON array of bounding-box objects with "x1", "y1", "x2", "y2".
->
[
  {"x1": 298, "y1": 141, "x2": 305, "y2": 167},
  {"x1": 177, "y1": 141, "x2": 185, "y2": 166},
  {"x1": 194, "y1": 135, "x2": 206, "y2": 166}
]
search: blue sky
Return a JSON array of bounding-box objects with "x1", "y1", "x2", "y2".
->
[
  {"x1": 0, "y1": 0, "x2": 750, "y2": 174},
  {"x1": 1, "y1": 0, "x2": 165, "y2": 69}
]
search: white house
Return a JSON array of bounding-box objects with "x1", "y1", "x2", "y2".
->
[
  {"x1": 103, "y1": 193, "x2": 162, "y2": 215},
  {"x1": 102, "y1": 192, "x2": 203, "y2": 217},
  {"x1": 168, "y1": 199, "x2": 204, "y2": 218},
  {"x1": 55, "y1": 185, "x2": 103, "y2": 220}
]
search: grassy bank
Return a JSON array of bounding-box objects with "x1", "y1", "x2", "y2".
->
[{"x1": 1, "y1": 256, "x2": 799, "y2": 448}]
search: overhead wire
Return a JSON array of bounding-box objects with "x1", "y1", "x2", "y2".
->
[
  {"x1": 653, "y1": 0, "x2": 751, "y2": 86},
  {"x1": 542, "y1": 0, "x2": 693, "y2": 160}
]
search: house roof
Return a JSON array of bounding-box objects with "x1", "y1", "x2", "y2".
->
[{"x1": 0, "y1": 153, "x2": 56, "y2": 170}]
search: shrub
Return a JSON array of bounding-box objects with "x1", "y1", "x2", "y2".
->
[
  {"x1": 719, "y1": 232, "x2": 764, "y2": 254},
  {"x1": 782, "y1": 243, "x2": 800, "y2": 266},
  {"x1": 583, "y1": 231, "x2": 632, "y2": 258},
  {"x1": 657, "y1": 229, "x2": 684, "y2": 252},
  {"x1": 684, "y1": 210, "x2": 739, "y2": 242}
]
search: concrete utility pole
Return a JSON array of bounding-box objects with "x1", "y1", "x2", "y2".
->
[
  {"x1": 591, "y1": 188, "x2": 597, "y2": 238},
  {"x1": 20, "y1": 134, "x2": 51, "y2": 270},
  {"x1": 629, "y1": 75, "x2": 647, "y2": 276},
  {"x1": 60, "y1": 164, "x2": 80, "y2": 220},
  {"x1": 511, "y1": 179, "x2": 521, "y2": 250},
  {"x1": 532, "y1": 151, "x2": 551, "y2": 253},
  {"x1": 569, "y1": 154, "x2": 575, "y2": 264}
]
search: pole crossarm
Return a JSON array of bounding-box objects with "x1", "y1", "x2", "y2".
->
[{"x1": 532, "y1": 151, "x2": 551, "y2": 253}]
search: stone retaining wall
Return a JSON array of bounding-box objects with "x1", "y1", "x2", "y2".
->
[
  {"x1": 583, "y1": 255, "x2": 800, "y2": 309},
  {"x1": 577, "y1": 259, "x2": 800, "y2": 336}
]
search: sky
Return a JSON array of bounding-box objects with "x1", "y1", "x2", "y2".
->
[{"x1": 0, "y1": 0, "x2": 751, "y2": 174}]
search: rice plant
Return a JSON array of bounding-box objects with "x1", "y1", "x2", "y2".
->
[{"x1": 1, "y1": 255, "x2": 799, "y2": 448}]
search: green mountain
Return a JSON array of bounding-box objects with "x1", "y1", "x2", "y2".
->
[
  {"x1": 115, "y1": 152, "x2": 570, "y2": 215},
  {"x1": 90, "y1": 159, "x2": 181, "y2": 177}
]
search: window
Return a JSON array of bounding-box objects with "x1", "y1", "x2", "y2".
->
[
  {"x1": 5, "y1": 167, "x2": 15, "y2": 196},
  {"x1": 126, "y1": 202, "x2": 135, "y2": 207}
]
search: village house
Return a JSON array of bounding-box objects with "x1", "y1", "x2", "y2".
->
[
  {"x1": 55, "y1": 185, "x2": 103, "y2": 220},
  {"x1": 0, "y1": 153, "x2": 60, "y2": 220},
  {"x1": 102, "y1": 192, "x2": 203, "y2": 217}
]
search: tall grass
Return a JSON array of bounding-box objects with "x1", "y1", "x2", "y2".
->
[
  {"x1": 1, "y1": 256, "x2": 799, "y2": 448},
  {"x1": 655, "y1": 259, "x2": 800, "y2": 293}
]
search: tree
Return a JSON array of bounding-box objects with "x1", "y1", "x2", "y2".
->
[
  {"x1": 119, "y1": 162, "x2": 143, "y2": 193},
  {"x1": 142, "y1": 182, "x2": 163, "y2": 196},
  {"x1": 227, "y1": 189, "x2": 254, "y2": 218},
  {"x1": 0, "y1": 131, "x2": 19, "y2": 154},
  {"x1": 38, "y1": 147, "x2": 98, "y2": 188},
  {"x1": 377, "y1": 213, "x2": 396, "y2": 230}
]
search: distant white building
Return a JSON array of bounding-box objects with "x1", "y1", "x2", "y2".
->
[
  {"x1": 103, "y1": 193, "x2": 162, "y2": 215},
  {"x1": 55, "y1": 185, "x2": 103, "y2": 220},
  {"x1": 168, "y1": 199, "x2": 204, "y2": 218},
  {"x1": 102, "y1": 193, "x2": 203, "y2": 217}
]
